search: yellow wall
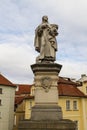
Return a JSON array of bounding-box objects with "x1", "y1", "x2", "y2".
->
[
  {"x1": 23, "y1": 95, "x2": 87, "y2": 130},
  {"x1": 81, "y1": 98, "x2": 87, "y2": 130},
  {"x1": 13, "y1": 101, "x2": 25, "y2": 130},
  {"x1": 30, "y1": 85, "x2": 35, "y2": 96},
  {"x1": 78, "y1": 82, "x2": 87, "y2": 95},
  {"x1": 14, "y1": 83, "x2": 87, "y2": 130},
  {"x1": 58, "y1": 96, "x2": 84, "y2": 130},
  {"x1": 77, "y1": 81, "x2": 87, "y2": 130},
  {"x1": 14, "y1": 96, "x2": 87, "y2": 130},
  {"x1": 25, "y1": 98, "x2": 35, "y2": 119}
]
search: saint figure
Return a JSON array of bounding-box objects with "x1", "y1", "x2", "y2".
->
[{"x1": 34, "y1": 16, "x2": 58, "y2": 63}]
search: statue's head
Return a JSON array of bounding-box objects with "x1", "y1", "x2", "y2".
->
[
  {"x1": 42, "y1": 16, "x2": 48, "y2": 23},
  {"x1": 49, "y1": 24, "x2": 58, "y2": 36}
]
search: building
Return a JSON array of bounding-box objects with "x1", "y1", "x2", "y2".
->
[
  {"x1": 77, "y1": 74, "x2": 87, "y2": 130},
  {"x1": 77, "y1": 74, "x2": 87, "y2": 95},
  {"x1": 14, "y1": 84, "x2": 34, "y2": 130},
  {"x1": 14, "y1": 76, "x2": 87, "y2": 130},
  {"x1": 0, "y1": 74, "x2": 16, "y2": 130},
  {"x1": 58, "y1": 77, "x2": 87, "y2": 130}
]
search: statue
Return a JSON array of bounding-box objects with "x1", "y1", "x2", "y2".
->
[{"x1": 34, "y1": 16, "x2": 58, "y2": 63}]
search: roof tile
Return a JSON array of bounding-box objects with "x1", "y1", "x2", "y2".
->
[
  {"x1": 15, "y1": 84, "x2": 32, "y2": 95},
  {"x1": 0, "y1": 74, "x2": 16, "y2": 87},
  {"x1": 58, "y1": 77, "x2": 86, "y2": 97}
]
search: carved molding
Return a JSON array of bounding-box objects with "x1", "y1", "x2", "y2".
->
[{"x1": 41, "y1": 77, "x2": 52, "y2": 92}]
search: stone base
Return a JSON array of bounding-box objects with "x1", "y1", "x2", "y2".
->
[
  {"x1": 31, "y1": 63, "x2": 62, "y2": 105},
  {"x1": 18, "y1": 119, "x2": 76, "y2": 130},
  {"x1": 31, "y1": 105, "x2": 63, "y2": 120},
  {"x1": 18, "y1": 63, "x2": 75, "y2": 130}
]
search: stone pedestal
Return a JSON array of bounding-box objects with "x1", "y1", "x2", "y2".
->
[
  {"x1": 31, "y1": 63, "x2": 63, "y2": 120},
  {"x1": 18, "y1": 120, "x2": 76, "y2": 130},
  {"x1": 18, "y1": 63, "x2": 76, "y2": 130}
]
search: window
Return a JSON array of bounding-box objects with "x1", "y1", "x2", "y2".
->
[
  {"x1": 0, "y1": 100, "x2": 1, "y2": 105},
  {"x1": 66, "y1": 100, "x2": 70, "y2": 110},
  {"x1": 73, "y1": 101, "x2": 78, "y2": 110},
  {"x1": 86, "y1": 86, "x2": 87, "y2": 93},
  {"x1": 0, "y1": 88, "x2": 2, "y2": 94},
  {"x1": 0, "y1": 112, "x2": 1, "y2": 118},
  {"x1": 31, "y1": 88, "x2": 35, "y2": 96},
  {"x1": 14, "y1": 115, "x2": 16, "y2": 125},
  {"x1": 74, "y1": 120, "x2": 78, "y2": 130},
  {"x1": 29, "y1": 101, "x2": 32, "y2": 109}
]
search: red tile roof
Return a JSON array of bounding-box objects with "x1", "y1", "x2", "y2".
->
[
  {"x1": 58, "y1": 77, "x2": 86, "y2": 97},
  {"x1": 15, "y1": 77, "x2": 87, "y2": 106},
  {"x1": 15, "y1": 95, "x2": 34, "y2": 105},
  {"x1": 15, "y1": 84, "x2": 32, "y2": 95},
  {"x1": 15, "y1": 96, "x2": 25, "y2": 105},
  {"x1": 58, "y1": 77, "x2": 77, "y2": 85},
  {"x1": 0, "y1": 73, "x2": 16, "y2": 87}
]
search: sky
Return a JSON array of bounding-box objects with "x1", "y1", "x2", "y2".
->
[{"x1": 0, "y1": 0, "x2": 87, "y2": 84}]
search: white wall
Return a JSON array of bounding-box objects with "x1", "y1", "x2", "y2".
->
[{"x1": 0, "y1": 85, "x2": 16, "y2": 130}]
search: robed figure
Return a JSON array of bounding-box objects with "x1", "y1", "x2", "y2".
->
[{"x1": 34, "y1": 16, "x2": 58, "y2": 63}]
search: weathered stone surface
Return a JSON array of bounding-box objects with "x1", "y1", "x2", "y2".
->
[
  {"x1": 30, "y1": 63, "x2": 63, "y2": 121},
  {"x1": 18, "y1": 16, "x2": 76, "y2": 130},
  {"x1": 18, "y1": 119, "x2": 76, "y2": 130},
  {"x1": 35, "y1": 87, "x2": 58, "y2": 103},
  {"x1": 31, "y1": 105, "x2": 63, "y2": 120},
  {"x1": 18, "y1": 63, "x2": 76, "y2": 130},
  {"x1": 34, "y1": 16, "x2": 58, "y2": 63},
  {"x1": 31, "y1": 63, "x2": 62, "y2": 105},
  {"x1": 31, "y1": 63, "x2": 62, "y2": 74}
]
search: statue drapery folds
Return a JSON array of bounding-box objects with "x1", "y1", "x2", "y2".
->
[{"x1": 34, "y1": 16, "x2": 58, "y2": 63}]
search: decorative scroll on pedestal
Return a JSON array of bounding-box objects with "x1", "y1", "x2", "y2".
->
[{"x1": 41, "y1": 77, "x2": 52, "y2": 92}]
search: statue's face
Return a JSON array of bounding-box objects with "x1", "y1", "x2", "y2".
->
[{"x1": 42, "y1": 16, "x2": 48, "y2": 22}]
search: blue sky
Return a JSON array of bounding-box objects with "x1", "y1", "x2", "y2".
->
[{"x1": 0, "y1": 0, "x2": 87, "y2": 84}]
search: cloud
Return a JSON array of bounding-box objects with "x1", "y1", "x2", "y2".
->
[
  {"x1": 0, "y1": 33, "x2": 36, "y2": 84},
  {"x1": 0, "y1": 0, "x2": 87, "y2": 83},
  {"x1": 57, "y1": 60, "x2": 87, "y2": 80}
]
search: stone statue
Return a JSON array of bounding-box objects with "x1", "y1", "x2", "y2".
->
[{"x1": 34, "y1": 16, "x2": 58, "y2": 63}]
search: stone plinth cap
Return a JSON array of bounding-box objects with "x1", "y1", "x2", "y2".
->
[{"x1": 31, "y1": 63, "x2": 62, "y2": 74}]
